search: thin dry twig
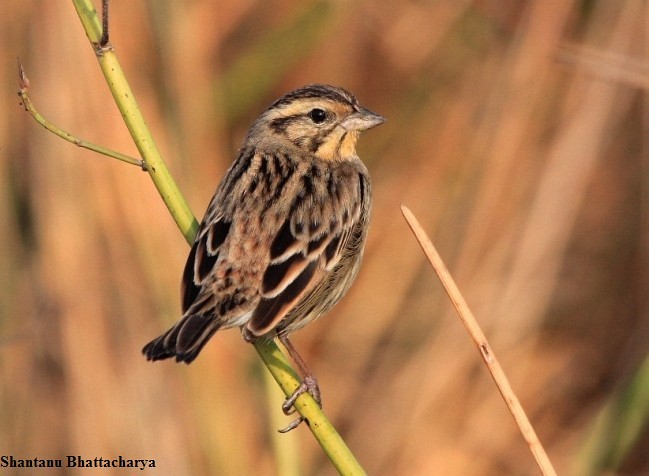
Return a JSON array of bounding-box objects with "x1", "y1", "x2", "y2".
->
[
  {"x1": 401, "y1": 205, "x2": 557, "y2": 476},
  {"x1": 17, "y1": 59, "x2": 147, "y2": 170}
]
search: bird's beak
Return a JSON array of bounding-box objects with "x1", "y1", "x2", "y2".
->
[{"x1": 341, "y1": 107, "x2": 386, "y2": 132}]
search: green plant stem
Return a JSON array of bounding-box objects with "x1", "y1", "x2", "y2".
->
[
  {"x1": 255, "y1": 339, "x2": 366, "y2": 475},
  {"x1": 72, "y1": 0, "x2": 197, "y2": 244},
  {"x1": 67, "y1": 1, "x2": 366, "y2": 474}
]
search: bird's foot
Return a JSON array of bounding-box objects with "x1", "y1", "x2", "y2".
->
[{"x1": 278, "y1": 375, "x2": 321, "y2": 433}]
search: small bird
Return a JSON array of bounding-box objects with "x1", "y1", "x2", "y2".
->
[{"x1": 143, "y1": 84, "x2": 384, "y2": 431}]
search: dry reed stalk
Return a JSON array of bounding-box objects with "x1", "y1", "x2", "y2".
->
[{"x1": 401, "y1": 205, "x2": 556, "y2": 476}]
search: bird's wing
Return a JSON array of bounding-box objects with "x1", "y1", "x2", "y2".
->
[
  {"x1": 180, "y1": 216, "x2": 231, "y2": 314},
  {"x1": 179, "y1": 147, "x2": 258, "y2": 317},
  {"x1": 178, "y1": 151, "x2": 368, "y2": 341},
  {"x1": 246, "y1": 170, "x2": 367, "y2": 337}
]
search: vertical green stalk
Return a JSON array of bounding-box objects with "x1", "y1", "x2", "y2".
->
[{"x1": 72, "y1": 0, "x2": 197, "y2": 244}]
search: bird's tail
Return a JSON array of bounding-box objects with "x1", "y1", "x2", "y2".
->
[{"x1": 142, "y1": 313, "x2": 221, "y2": 364}]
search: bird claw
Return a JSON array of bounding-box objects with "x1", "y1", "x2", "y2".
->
[
  {"x1": 278, "y1": 375, "x2": 321, "y2": 432},
  {"x1": 278, "y1": 416, "x2": 306, "y2": 433},
  {"x1": 282, "y1": 375, "x2": 321, "y2": 414}
]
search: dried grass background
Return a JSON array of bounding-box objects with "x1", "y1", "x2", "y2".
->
[{"x1": 2, "y1": 1, "x2": 648, "y2": 475}]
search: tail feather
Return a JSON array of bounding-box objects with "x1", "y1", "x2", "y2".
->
[{"x1": 142, "y1": 314, "x2": 221, "y2": 364}]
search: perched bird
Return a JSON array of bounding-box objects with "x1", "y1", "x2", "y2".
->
[{"x1": 143, "y1": 84, "x2": 384, "y2": 430}]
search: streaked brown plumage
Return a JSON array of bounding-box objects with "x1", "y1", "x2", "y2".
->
[{"x1": 143, "y1": 84, "x2": 384, "y2": 428}]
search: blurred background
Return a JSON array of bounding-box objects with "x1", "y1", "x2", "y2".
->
[{"x1": 2, "y1": 0, "x2": 648, "y2": 474}]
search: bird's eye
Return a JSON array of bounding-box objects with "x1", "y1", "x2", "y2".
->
[{"x1": 308, "y1": 108, "x2": 328, "y2": 124}]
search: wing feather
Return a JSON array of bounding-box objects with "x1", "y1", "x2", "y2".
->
[
  {"x1": 181, "y1": 218, "x2": 231, "y2": 314},
  {"x1": 247, "y1": 167, "x2": 365, "y2": 337},
  {"x1": 249, "y1": 261, "x2": 318, "y2": 335}
]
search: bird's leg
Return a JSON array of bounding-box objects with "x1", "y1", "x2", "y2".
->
[{"x1": 277, "y1": 333, "x2": 321, "y2": 433}]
